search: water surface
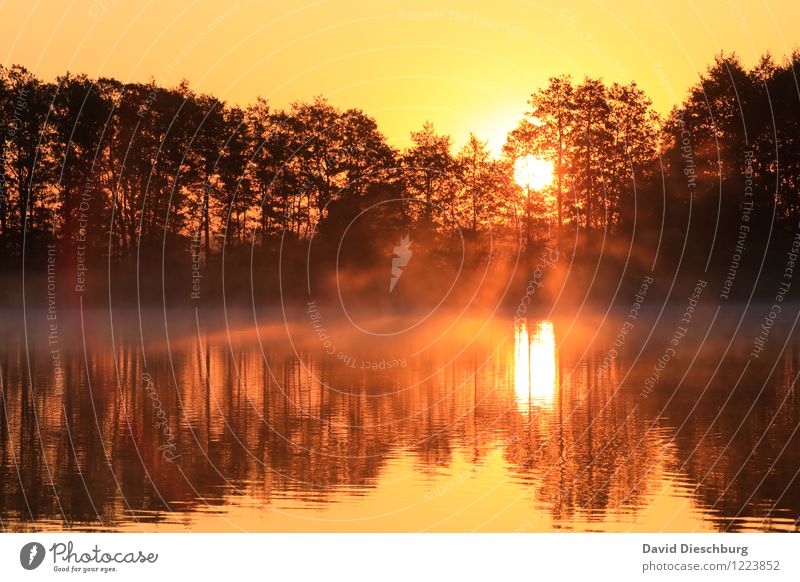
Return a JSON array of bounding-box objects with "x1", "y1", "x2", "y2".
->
[{"x1": 1, "y1": 307, "x2": 798, "y2": 532}]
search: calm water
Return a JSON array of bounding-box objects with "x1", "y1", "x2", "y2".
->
[{"x1": 1, "y1": 307, "x2": 799, "y2": 532}]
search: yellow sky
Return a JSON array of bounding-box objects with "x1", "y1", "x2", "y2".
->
[{"x1": 1, "y1": 0, "x2": 798, "y2": 154}]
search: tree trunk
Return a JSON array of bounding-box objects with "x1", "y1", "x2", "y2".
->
[{"x1": 203, "y1": 177, "x2": 210, "y2": 261}]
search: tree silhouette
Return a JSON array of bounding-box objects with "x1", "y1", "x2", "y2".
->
[
  {"x1": 0, "y1": 52, "x2": 799, "y2": 304},
  {"x1": 402, "y1": 121, "x2": 459, "y2": 227},
  {"x1": 456, "y1": 133, "x2": 508, "y2": 234},
  {"x1": 508, "y1": 76, "x2": 575, "y2": 233}
]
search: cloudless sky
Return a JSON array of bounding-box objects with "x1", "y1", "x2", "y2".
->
[{"x1": 1, "y1": 0, "x2": 798, "y2": 154}]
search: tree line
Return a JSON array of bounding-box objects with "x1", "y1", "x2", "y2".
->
[{"x1": 1, "y1": 52, "x2": 799, "y2": 303}]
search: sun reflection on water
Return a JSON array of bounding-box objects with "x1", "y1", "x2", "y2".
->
[{"x1": 514, "y1": 320, "x2": 557, "y2": 411}]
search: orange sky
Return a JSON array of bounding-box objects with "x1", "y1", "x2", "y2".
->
[{"x1": 2, "y1": 0, "x2": 798, "y2": 154}]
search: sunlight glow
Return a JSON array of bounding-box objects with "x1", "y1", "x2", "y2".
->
[
  {"x1": 514, "y1": 320, "x2": 557, "y2": 411},
  {"x1": 513, "y1": 155, "x2": 554, "y2": 191}
]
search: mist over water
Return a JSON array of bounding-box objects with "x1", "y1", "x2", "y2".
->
[{"x1": 1, "y1": 306, "x2": 797, "y2": 532}]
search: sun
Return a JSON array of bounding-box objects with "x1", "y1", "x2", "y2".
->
[{"x1": 514, "y1": 155, "x2": 554, "y2": 190}]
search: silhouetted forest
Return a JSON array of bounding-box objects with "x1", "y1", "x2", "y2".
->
[{"x1": 2, "y1": 51, "x2": 799, "y2": 308}]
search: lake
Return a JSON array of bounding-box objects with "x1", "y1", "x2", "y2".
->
[{"x1": 1, "y1": 305, "x2": 798, "y2": 532}]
